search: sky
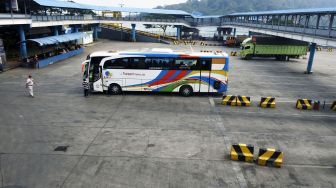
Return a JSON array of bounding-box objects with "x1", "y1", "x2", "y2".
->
[{"x1": 74, "y1": 0, "x2": 187, "y2": 8}]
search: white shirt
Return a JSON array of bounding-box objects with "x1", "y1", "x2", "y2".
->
[{"x1": 26, "y1": 78, "x2": 34, "y2": 87}]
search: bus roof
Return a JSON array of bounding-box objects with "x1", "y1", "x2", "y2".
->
[{"x1": 89, "y1": 49, "x2": 228, "y2": 59}]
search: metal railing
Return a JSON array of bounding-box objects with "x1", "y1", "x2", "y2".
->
[
  {"x1": 223, "y1": 21, "x2": 336, "y2": 39},
  {"x1": 30, "y1": 15, "x2": 193, "y2": 25},
  {"x1": 0, "y1": 13, "x2": 31, "y2": 19},
  {"x1": 31, "y1": 15, "x2": 87, "y2": 21}
]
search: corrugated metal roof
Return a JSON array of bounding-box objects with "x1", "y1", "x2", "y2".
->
[
  {"x1": 87, "y1": 5, "x2": 190, "y2": 16},
  {"x1": 33, "y1": 0, "x2": 91, "y2": 9},
  {"x1": 32, "y1": 0, "x2": 190, "y2": 15},
  {"x1": 192, "y1": 15, "x2": 222, "y2": 19},
  {"x1": 28, "y1": 32, "x2": 86, "y2": 46},
  {"x1": 227, "y1": 7, "x2": 336, "y2": 16}
]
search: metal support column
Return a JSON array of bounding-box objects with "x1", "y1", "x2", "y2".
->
[
  {"x1": 176, "y1": 26, "x2": 181, "y2": 40},
  {"x1": 53, "y1": 26, "x2": 59, "y2": 36},
  {"x1": 233, "y1": 28, "x2": 236, "y2": 37},
  {"x1": 306, "y1": 43, "x2": 316, "y2": 74},
  {"x1": 328, "y1": 14, "x2": 334, "y2": 37},
  {"x1": 131, "y1": 24, "x2": 136, "y2": 42},
  {"x1": 93, "y1": 26, "x2": 98, "y2": 40},
  {"x1": 18, "y1": 25, "x2": 27, "y2": 60}
]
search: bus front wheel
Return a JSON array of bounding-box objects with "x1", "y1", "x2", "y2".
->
[
  {"x1": 179, "y1": 85, "x2": 193, "y2": 97},
  {"x1": 109, "y1": 84, "x2": 122, "y2": 95}
]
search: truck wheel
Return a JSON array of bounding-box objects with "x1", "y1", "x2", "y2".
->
[
  {"x1": 244, "y1": 54, "x2": 252, "y2": 60},
  {"x1": 279, "y1": 55, "x2": 286, "y2": 61},
  {"x1": 108, "y1": 84, "x2": 122, "y2": 95},
  {"x1": 179, "y1": 85, "x2": 193, "y2": 97}
]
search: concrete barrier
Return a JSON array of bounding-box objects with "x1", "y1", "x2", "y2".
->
[
  {"x1": 236, "y1": 96, "x2": 251, "y2": 107},
  {"x1": 230, "y1": 51, "x2": 237, "y2": 56},
  {"x1": 257, "y1": 148, "x2": 283, "y2": 168},
  {"x1": 222, "y1": 95, "x2": 237, "y2": 106},
  {"x1": 331, "y1": 101, "x2": 336, "y2": 111},
  {"x1": 296, "y1": 99, "x2": 312, "y2": 110},
  {"x1": 260, "y1": 97, "x2": 276, "y2": 108},
  {"x1": 230, "y1": 143, "x2": 254, "y2": 162}
]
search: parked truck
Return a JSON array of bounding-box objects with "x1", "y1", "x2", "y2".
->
[
  {"x1": 224, "y1": 35, "x2": 248, "y2": 47},
  {"x1": 240, "y1": 36, "x2": 308, "y2": 60}
]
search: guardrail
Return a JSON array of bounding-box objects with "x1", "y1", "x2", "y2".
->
[
  {"x1": 223, "y1": 21, "x2": 336, "y2": 39},
  {"x1": 30, "y1": 15, "x2": 193, "y2": 26},
  {"x1": 3, "y1": 14, "x2": 212, "y2": 28},
  {"x1": 31, "y1": 15, "x2": 87, "y2": 21},
  {"x1": 94, "y1": 16, "x2": 192, "y2": 25},
  {"x1": 0, "y1": 13, "x2": 30, "y2": 19}
]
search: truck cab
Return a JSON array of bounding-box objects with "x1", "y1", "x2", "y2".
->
[{"x1": 240, "y1": 38, "x2": 254, "y2": 59}]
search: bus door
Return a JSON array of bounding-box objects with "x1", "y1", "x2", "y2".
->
[
  {"x1": 82, "y1": 60, "x2": 89, "y2": 80},
  {"x1": 92, "y1": 66, "x2": 103, "y2": 92},
  {"x1": 89, "y1": 56, "x2": 107, "y2": 92},
  {"x1": 199, "y1": 59, "x2": 212, "y2": 93}
]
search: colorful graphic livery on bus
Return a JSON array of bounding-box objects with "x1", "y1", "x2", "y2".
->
[{"x1": 82, "y1": 48, "x2": 229, "y2": 96}]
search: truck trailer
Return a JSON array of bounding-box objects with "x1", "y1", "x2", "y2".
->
[{"x1": 240, "y1": 36, "x2": 308, "y2": 60}]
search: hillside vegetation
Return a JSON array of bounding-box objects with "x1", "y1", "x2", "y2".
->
[{"x1": 159, "y1": 0, "x2": 336, "y2": 15}]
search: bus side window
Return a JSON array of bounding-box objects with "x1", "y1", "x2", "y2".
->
[
  {"x1": 174, "y1": 59, "x2": 198, "y2": 70},
  {"x1": 103, "y1": 60, "x2": 114, "y2": 69},
  {"x1": 103, "y1": 58, "x2": 126, "y2": 69},
  {"x1": 130, "y1": 57, "x2": 145, "y2": 69},
  {"x1": 200, "y1": 59, "x2": 211, "y2": 70},
  {"x1": 145, "y1": 58, "x2": 152, "y2": 69}
]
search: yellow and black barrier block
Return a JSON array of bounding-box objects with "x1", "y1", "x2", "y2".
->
[
  {"x1": 257, "y1": 148, "x2": 283, "y2": 168},
  {"x1": 200, "y1": 42, "x2": 205, "y2": 46},
  {"x1": 173, "y1": 41, "x2": 179, "y2": 45},
  {"x1": 327, "y1": 48, "x2": 333, "y2": 52},
  {"x1": 296, "y1": 99, "x2": 312, "y2": 110},
  {"x1": 260, "y1": 97, "x2": 276, "y2": 108},
  {"x1": 222, "y1": 95, "x2": 237, "y2": 106},
  {"x1": 230, "y1": 51, "x2": 237, "y2": 56},
  {"x1": 236, "y1": 96, "x2": 251, "y2": 107},
  {"x1": 230, "y1": 143, "x2": 254, "y2": 162},
  {"x1": 331, "y1": 101, "x2": 336, "y2": 111}
]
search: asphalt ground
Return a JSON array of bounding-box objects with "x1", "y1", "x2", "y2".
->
[{"x1": 0, "y1": 40, "x2": 335, "y2": 188}]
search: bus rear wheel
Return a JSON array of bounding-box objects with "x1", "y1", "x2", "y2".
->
[
  {"x1": 109, "y1": 84, "x2": 122, "y2": 95},
  {"x1": 179, "y1": 85, "x2": 193, "y2": 97}
]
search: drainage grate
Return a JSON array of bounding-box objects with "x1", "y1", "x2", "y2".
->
[
  {"x1": 54, "y1": 145, "x2": 69, "y2": 152},
  {"x1": 147, "y1": 144, "x2": 155, "y2": 147}
]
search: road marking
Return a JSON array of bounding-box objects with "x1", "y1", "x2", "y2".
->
[
  {"x1": 229, "y1": 74, "x2": 336, "y2": 79},
  {"x1": 209, "y1": 97, "x2": 215, "y2": 107},
  {"x1": 219, "y1": 110, "x2": 336, "y2": 118},
  {"x1": 210, "y1": 97, "x2": 248, "y2": 188}
]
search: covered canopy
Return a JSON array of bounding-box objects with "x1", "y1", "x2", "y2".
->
[
  {"x1": 28, "y1": 32, "x2": 86, "y2": 46},
  {"x1": 32, "y1": 0, "x2": 191, "y2": 16}
]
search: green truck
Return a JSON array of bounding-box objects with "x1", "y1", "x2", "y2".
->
[{"x1": 240, "y1": 36, "x2": 308, "y2": 60}]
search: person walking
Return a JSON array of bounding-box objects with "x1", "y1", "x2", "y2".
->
[
  {"x1": 26, "y1": 75, "x2": 34, "y2": 97},
  {"x1": 0, "y1": 57, "x2": 3, "y2": 73},
  {"x1": 82, "y1": 79, "x2": 89, "y2": 97}
]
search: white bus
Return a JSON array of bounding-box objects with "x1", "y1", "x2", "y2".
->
[{"x1": 82, "y1": 48, "x2": 229, "y2": 96}]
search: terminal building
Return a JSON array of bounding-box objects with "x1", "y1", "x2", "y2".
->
[
  {"x1": 1, "y1": 0, "x2": 336, "y2": 72},
  {"x1": 0, "y1": 0, "x2": 193, "y2": 69}
]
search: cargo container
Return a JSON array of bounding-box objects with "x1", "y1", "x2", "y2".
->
[{"x1": 240, "y1": 36, "x2": 308, "y2": 60}]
